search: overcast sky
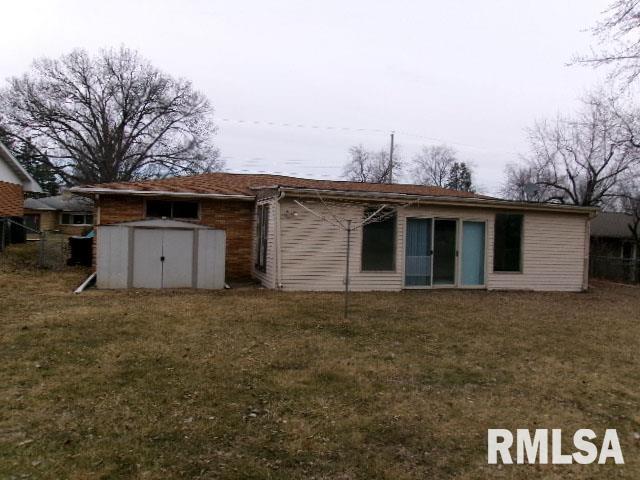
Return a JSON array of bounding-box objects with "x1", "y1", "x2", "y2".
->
[{"x1": 2, "y1": 0, "x2": 612, "y2": 193}]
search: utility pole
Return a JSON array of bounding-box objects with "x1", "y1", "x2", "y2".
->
[{"x1": 388, "y1": 131, "x2": 395, "y2": 184}]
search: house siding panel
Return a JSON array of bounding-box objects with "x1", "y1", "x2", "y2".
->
[{"x1": 278, "y1": 198, "x2": 589, "y2": 292}]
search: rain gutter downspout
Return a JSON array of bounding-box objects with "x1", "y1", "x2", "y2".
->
[{"x1": 275, "y1": 189, "x2": 286, "y2": 289}]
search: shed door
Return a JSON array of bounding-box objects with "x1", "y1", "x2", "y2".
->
[
  {"x1": 132, "y1": 228, "x2": 194, "y2": 289},
  {"x1": 162, "y1": 229, "x2": 194, "y2": 288},
  {"x1": 132, "y1": 229, "x2": 163, "y2": 288}
]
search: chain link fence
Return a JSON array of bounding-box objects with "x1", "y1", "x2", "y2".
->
[
  {"x1": 0, "y1": 219, "x2": 70, "y2": 271},
  {"x1": 590, "y1": 255, "x2": 640, "y2": 284}
]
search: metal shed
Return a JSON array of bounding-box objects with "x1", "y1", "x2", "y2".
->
[{"x1": 96, "y1": 219, "x2": 225, "y2": 289}]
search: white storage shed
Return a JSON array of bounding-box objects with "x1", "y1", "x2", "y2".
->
[{"x1": 96, "y1": 219, "x2": 225, "y2": 289}]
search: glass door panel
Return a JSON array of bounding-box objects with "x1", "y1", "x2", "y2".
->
[
  {"x1": 433, "y1": 219, "x2": 457, "y2": 285},
  {"x1": 405, "y1": 218, "x2": 432, "y2": 286},
  {"x1": 462, "y1": 221, "x2": 485, "y2": 286}
]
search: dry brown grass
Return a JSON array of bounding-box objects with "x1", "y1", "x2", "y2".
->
[{"x1": 1, "y1": 265, "x2": 639, "y2": 479}]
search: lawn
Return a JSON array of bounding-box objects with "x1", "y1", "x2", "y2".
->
[{"x1": 1, "y1": 265, "x2": 639, "y2": 479}]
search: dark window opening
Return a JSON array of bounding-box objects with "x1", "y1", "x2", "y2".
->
[
  {"x1": 60, "y1": 213, "x2": 93, "y2": 225},
  {"x1": 361, "y1": 208, "x2": 396, "y2": 271},
  {"x1": 493, "y1": 213, "x2": 523, "y2": 272},
  {"x1": 24, "y1": 214, "x2": 40, "y2": 231},
  {"x1": 146, "y1": 200, "x2": 199, "y2": 219},
  {"x1": 256, "y1": 204, "x2": 269, "y2": 272}
]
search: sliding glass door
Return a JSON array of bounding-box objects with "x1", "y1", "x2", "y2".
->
[
  {"x1": 405, "y1": 218, "x2": 486, "y2": 288},
  {"x1": 433, "y1": 219, "x2": 457, "y2": 285},
  {"x1": 461, "y1": 221, "x2": 486, "y2": 286},
  {"x1": 405, "y1": 218, "x2": 432, "y2": 286}
]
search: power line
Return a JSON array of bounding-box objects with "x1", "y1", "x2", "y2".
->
[{"x1": 217, "y1": 116, "x2": 519, "y2": 156}]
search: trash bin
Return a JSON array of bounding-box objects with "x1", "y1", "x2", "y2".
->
[{"x1": 68, "y1": 236, "x2": 93, "y2": 266}]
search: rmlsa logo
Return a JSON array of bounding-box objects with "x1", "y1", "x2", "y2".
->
[{"x1": 488, "y1": 429, "x2": 624, "y2": 465}]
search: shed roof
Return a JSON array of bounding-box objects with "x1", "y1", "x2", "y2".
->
[{"x1": 590, "y1": 212, "x2": 635, "y2": 239}]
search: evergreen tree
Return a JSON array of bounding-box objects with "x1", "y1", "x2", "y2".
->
[{"x1": 446, "y1": 161, "x2": 474, "y2": 192}]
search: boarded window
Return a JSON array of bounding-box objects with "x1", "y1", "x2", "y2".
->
[
  {"x1": 361, "y1": 208, "x2": 396, "y2": 271},
  {"x1": 256, "y1": 204, "x2": 269, "y2": 272},
  {"x1": 493, "y1": 213, "x2": 523, "y2": 272},
  {"x1": 146, "y1": 200, "x2": 198, "y2": 219}
]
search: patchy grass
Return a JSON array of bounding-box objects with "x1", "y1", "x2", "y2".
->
[{"x1": 0, "y1": 267, "x2": 639, "y2": 479}]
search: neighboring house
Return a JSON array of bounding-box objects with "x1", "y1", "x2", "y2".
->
[
  {"x1": 0, "y1": 141, "x2": 42, "y2": 248},
  {"x1": 590, "y1": 212, "x2": 637, "y2": 260},
  {"x1": 589, "y1": 212, "x2": 638, "y2": 283},
  {"x1": 72, "y1": 173, "x2": 596, "y2": 291},
  {"x1": 0, "y1": 141, "x2": 42, "y2": 217},
  {"x1": 24, "y1": 195, "x2": 94, "y2": 235}
]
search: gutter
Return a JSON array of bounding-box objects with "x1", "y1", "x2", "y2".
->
[
  {"x1": 70, "y1": 187, "x2": 255, "y2": 201},
  {"x1": 276, "y1": 187, "x2": 599, "y2": 215}
]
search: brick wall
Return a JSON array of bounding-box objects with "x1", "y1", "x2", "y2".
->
[
  {"x1": 0, "y1": 181, "x2": 24, "y2": 217},
  {"x1": 97, "y1": 195, "x2": 255, "y2": 280}
]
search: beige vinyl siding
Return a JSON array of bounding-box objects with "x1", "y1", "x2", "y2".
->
[
  {"x1": 277, "y1": 197, "x2": 589, "y2": 292},
  {"x1": 487, "y1": 212, "x2": 588, "y2": 292},
  {"x1": 280, "y1": 199, "x2": 401, "y2": 291},
  {"x1": 252, "y1": 199, "x2": 277, "y2": 288}
]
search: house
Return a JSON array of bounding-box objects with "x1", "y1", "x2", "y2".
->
[
  {"x1": 590, "y1": 212, "x2": 637, "y2": 260},
  {"x1": 589, "y1": 212, "x2": 638, "y2": 283},
  {"x1": 24, "y1": 194, "x2": 94, "y2": 235},
  {"x1": 71, "y1": 173, "x2": 596, "y2": 291},
  {"x1": 0, "y1": 141, "x2": 42, "y2": 248}
]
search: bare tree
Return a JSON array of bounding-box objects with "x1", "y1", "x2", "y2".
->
[
  {"x1": 343, "y1": 144, "x2": 401, "y2": 183},
  {"x1": 0, "y1": 47, "x2": 222, "y2": 186},
  {"x1": 411, "y1": 145, "x2": 457, "y2": 187},
  {"x1": 573, "y1": 0, "x2": 640, "y2": 85},
  {"x1": 294, "y1": 195, "x2": 402, "y2": 318},
  {"x1": 501, "y1": 96, "x2": 639, "y2": 206}
]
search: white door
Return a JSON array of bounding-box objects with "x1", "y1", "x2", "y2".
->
[
  {"x1": 161, "y1": 229, "x2": 194, "y2": 288},
  {"x1": 132, "y1": 228, "x2": 194, "y2": 289},
  {"x1": 132, "y1": 229, "x2": 163, "y2": 288}
]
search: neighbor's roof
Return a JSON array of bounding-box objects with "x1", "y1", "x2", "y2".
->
[
  {"x1": 24, "y1": 194, "x2": 94, "y2": 212},
  {"x1": 590, "y1": 212, "x2": 635, "y2": 238},
  {"x1": 0, "y1": 141, "x2": 42, "y2": 193},
  {"x1": 71, "y1": 172, "x2": 596, "y2": 214}
]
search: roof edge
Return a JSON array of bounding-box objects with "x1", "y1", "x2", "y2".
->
[
  {"x1": 0, "y1": 141, "x2": 42, "y2": 193},
  {"x1": 70, "y1": 186, "x2": 255, "y2": 201},
  {"x1": 278, "y1": 186, "x2": 598, "y2": 215}
]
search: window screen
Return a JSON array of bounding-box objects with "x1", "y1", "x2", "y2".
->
[
  {"x1": 146, "y1": 200, "x2": 172, "y2": 218},
  {"x1": 172, "y1": 201, "x2": 199, "y2": 219},
  {"x1": 146, "y1": 200, "x2": 198, "y2": 219},
  {"x1": 493, "y1": 213, "x2": 523, "y2": 272},
  {"x1": 361, "y1": 208, "x2": 396, "y2": 271}
]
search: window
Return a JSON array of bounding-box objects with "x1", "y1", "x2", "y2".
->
[
  {"x1": 60, "y1": 213, "x2": 93, "y2": 225},
  {"x1": 361, "y1": 208, "x2": 396, "y2": 271},
  {"x1": 256, "y1": 204, "x2": 269, "y2": 272},
  {"x1": 146, "y1": 200, "x2": 199, "y2": 219},
  {"x1": 493, "y1": 213, "x2": 523, "y2": 272},
  {"x1": 24, "y1": 214, "x2": 40, "y2": 231}
]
